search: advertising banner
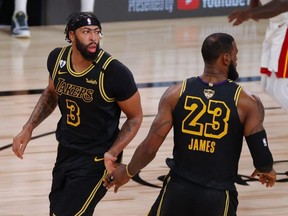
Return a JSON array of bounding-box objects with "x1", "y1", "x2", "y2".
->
[
  {"x1": 95, "y1": 0, "x2": 250, "y2": 22},
  {"x1": 45, "y1": 0, "x2": 250, "y2": 24}
]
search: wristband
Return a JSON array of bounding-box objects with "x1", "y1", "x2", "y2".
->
[
  {"x1": 245, "y1": 130, "x2": 273, "y2": 172},
  {"x1": 125, "y1": 164, "x2": 134, "y2": 178}
]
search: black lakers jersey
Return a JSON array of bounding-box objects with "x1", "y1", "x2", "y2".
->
[
  {"x1": 168, "y1": 76, "x2": 244, "y2": 190},
  {"x1": 47, "y1": 46, "x2": 137, "y2": 155}
]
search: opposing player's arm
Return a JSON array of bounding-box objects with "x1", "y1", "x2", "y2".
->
[
  {"x1": 248, "y1": 0, "x2": 288, "y2": 20},
  {"x1": 249, "y1": 0, "x2": 261, "y2": 8},
  {"x1": 228, "y1": 0, "x2": 288, "y2": 25}
]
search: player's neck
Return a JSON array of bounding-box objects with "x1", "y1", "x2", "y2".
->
[
  {"x1": 201, "y1": 68, "x2": 228, "y2": 84},
  {"x1": 71, "y1": 51, "x2": 93, "y2": 72}
]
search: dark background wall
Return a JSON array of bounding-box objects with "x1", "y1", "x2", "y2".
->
[
  {"x1": 0, "y1": 0, "x2": 249, "y2": 25},
  {"x1": 0, "y1": 0, "x2": 43, "y2": 25}
]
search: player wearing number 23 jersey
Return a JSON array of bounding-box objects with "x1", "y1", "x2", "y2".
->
[
  {"x1": 104, "y1": 33, "x2": 276, "y2": 216},
  {"x1": 170, "y1": 76, "x2": 243, "y2": 191}
]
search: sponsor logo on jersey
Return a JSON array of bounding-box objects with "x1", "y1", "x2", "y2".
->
[
  {"x1": 86, "y1": 78, "x2": 97, "y2": 85},
  {"x1": 58, "y1": 70, "x2": 68, "y2": 75},
  {"x1": 94, "y1": 156, "x2": 104, "y2": 162}
]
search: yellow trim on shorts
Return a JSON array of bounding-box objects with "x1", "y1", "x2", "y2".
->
[
  {"x1": 74, "y1": 170, "x2": 108, "y2": 216},
  {"x1": 156, "y1": 176, "x2": 171, "y2": 216},
  {"x1": 223, "y1": 190, "x2": 229, "y2": 216}
]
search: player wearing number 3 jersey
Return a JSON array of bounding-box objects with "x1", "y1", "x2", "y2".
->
[
  {"x1": 104, "y1": 33, "x2": 276, "y2": 216},
  {"x1": 12, "y1": 12, "x2": 142, "y2": 215}
]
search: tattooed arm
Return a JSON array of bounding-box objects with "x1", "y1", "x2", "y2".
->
[
  {"x1": 125, "y1": 84, "x2": 180, "y2": 176},
  {"x1": 104, "y1": 83, "x2": 181, "y2": 192},
  {"x1": 12, "y1": 76, "x2": 58, "y2": 159},
  {"x1": 104, "y1": 90, "x2": 143, "y2": 174}
]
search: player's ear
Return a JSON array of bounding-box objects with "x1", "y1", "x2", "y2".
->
[
  {"x1": 222, "y1": 53, "x2": 230, "y2": 66},
  {"x1": 69, "y1": 31, "x2": 75, "y2": 42}
]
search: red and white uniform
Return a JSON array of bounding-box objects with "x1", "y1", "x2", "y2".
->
[{"x1": 260, "y1": 0, "x2": 288, "y2": 78}]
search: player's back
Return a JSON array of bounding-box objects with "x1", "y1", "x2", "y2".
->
[{"x1": 169, "y1": 76, "x2": 244, "y2": 190}]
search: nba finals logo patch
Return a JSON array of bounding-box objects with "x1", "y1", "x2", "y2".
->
[{"x1": 204, "y1": 89, "x2": 215, "y2": 99}]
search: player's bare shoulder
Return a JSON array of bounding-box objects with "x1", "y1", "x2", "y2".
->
[
  {"x1": 240, "y1": 87, "x2": 264, "y2": 107},
  {"x1": 238, "y1": 87, "x2": 265, "y2": 123},
  {"x1": 161, "y1": 81, "x2": 183, "y2": 106},
  {"x1": 165, "y1": 81, "x2": 183, "y2": 97}
]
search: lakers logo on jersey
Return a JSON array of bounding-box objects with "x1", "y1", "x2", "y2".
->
[{"x1": 203, "y1": 89, "x2": 215, "y2": 99}]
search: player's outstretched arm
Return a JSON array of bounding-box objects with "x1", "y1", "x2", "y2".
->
[
  {"x1": 228, "y1": 0, "x2": 288, "y2": 26},
  {"x1": 104, "y1": 83, "x2": 182, "y2": 192}
]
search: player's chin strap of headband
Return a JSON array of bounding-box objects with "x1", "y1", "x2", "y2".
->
[{"x1": 245, "y1": 130, "x2": 274, "y2": 173}]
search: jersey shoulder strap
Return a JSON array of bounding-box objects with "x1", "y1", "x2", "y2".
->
[
  {"x1": 228, "y1": 80, "x2": 243, "y2": 106},
  {"x1": 51, "y1": 46, "x2": 70, "y2": 80},
  {"x1": 96, "y1": 50, "x2": 117, "y2": 103},
  {"x1": 93, "y1": 49, "x2": 115, "y2": 72}
]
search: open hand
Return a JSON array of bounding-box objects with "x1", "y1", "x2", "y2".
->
[{"x1": 251, "y1": 168, "x2": 276, "y2": 188}]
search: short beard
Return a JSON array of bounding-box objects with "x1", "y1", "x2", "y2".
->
[
  {"x1": 228, "y1": 63, "x2": 239, "y2": 81},
  {"x1": 75, "y1": 36, "x2": 99, "y2": 61}
]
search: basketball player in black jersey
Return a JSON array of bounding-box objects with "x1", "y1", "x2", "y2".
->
[
  {"x1": 12, "y1": 12, "x2": 143, "y2": 215},
  {"x1": 105, "y1": 33, "x2": 276, "y2": 216}
]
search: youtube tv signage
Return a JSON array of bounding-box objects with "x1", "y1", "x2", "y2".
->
[
  {"x1": 178, "y1": 0, "x2": 201, "y2": 10},
  {"x1": 94, "y1": 0, "x2": 250, "y2": 22},
  {"x1": 45, "y1": 0, "x2": 250, "y2": 24}
]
